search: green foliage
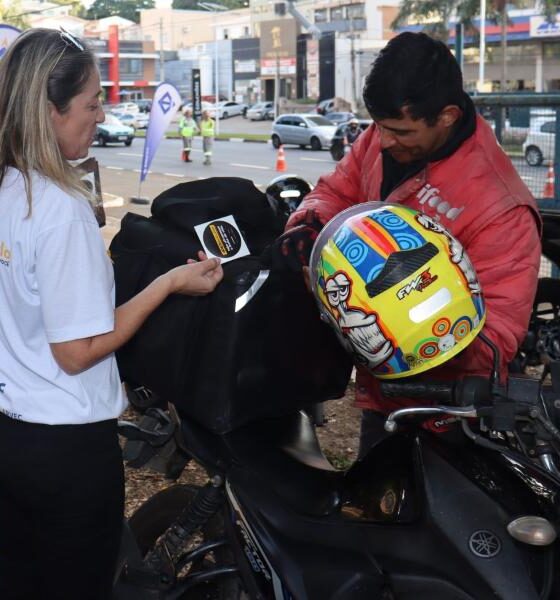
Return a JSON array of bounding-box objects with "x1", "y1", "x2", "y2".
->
[
  {"x1": 0, "y1": 0, "x2": 29, "y2": 29},
  {"x1": 86, "y1": 0, "x2": 155, "y2": 23},
  {"x1": 392, "y1": 0, "x2": 560, "y2": 41},
  {"x1": 52, "y1": 0, "x2": 88, "y2": 18},
  {"x1": 172, "y1": 0, "x2": 248, "y2": 9}
]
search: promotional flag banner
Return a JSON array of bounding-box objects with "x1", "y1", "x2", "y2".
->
[
  {"x1": 0, "y1": 25, "x2": 22, "y2": 59},
  {"x1": 140, "y1": 82, "x2": 182, "y2": 182}
]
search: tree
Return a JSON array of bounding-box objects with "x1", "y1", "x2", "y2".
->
[
  {"x1": 52, "y1": 0, "x2": 88, "y2": 19},
  {"x1": 0, "y1": 0, "x2": 29, "y2": 29},
  {"x1": 86, "y1": 0, "x2": 155, "y2": 23},
  {"x1": 392, "y1": 1, "x2": 560, "y2": 90},
  {"x1": 172, "y1": 0, "x2": 248, "y2": 9}
]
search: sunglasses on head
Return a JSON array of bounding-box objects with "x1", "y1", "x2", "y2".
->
[{"x1": 59, "y1": 28, "x2": 84, "y2": 52}]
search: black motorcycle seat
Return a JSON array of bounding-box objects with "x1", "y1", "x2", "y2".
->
[
  {"x1": 223, "y1": 411, "x2": 343, "y2": 517},
  {"x1": 179, "y1": 410, "x2": 343, "y2": 517}
]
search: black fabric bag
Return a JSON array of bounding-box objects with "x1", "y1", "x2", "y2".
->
[{"x1": 110, "y1": 178, "x2": 352, "y2": 433}]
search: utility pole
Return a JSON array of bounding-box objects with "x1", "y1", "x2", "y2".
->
[
  {"x1": 478, "y1": 0, "x2": 486, "y2": 92},
  {"x1": 274, "y1": 50, "x2": 280, "y2": 120},
  {"x1": 197, "y1": 2, "x2": 227, "y2": 134},
  {"x1": 159, "y1": 17, "x2": 165, "y2": 82},
  {"x1": 500, "y1": 2, "x2": 507, "y2": 91},
  {"x1": 349, "y1": 18, "x2": 357, "y2": 110},
  {"x1": 214, "y1": 14, "x2": 220, "y2": 135}
]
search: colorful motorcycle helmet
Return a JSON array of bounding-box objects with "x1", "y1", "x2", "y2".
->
[
  {"x1": 309, "y1": 202, "x2": 486, "y2": 379},
  {"x1": 266, "y1": 175, "x2": 313, "y2": 220}
]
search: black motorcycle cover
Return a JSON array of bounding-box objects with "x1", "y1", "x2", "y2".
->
[{"x1": 109, "y1": 177, "x2": 352, "y2": 433}]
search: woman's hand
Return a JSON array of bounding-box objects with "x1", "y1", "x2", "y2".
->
[{"x1": 167, "y1": 251, "x2": 223, "y2": 296}]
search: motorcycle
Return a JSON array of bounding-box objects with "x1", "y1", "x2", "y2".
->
[
  {"x1": 113, "y1": 323, "x2": 560, "y2": 599},
  {"x1": 514, "y1": 208, "x2": 560, "y2": 376}
]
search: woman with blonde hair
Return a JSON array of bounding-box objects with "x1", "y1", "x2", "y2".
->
[{"x1": 0, "y1": 29, "x2": 223, "y2": 599}]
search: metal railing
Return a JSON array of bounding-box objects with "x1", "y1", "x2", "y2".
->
[{"x1": 472, "y1": 93, "x2": 560, "y2": 209}]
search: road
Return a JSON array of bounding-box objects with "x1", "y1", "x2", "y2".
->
[
  {"x1": 92, "y1": 122, "x2": 550, "y2": 249},
  {"x1": 90, "y1": 137, "x2": 336, "y2": 193}
]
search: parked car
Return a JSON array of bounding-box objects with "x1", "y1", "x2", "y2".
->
[
  {"x1": 316, "y1": 98, "x2": 335, "y2": 115},
  {"x1": 271, "y1": 113, "x2": 337, "y2": 150},
  {"x1": 523, "y1": 117, "x2": 555, "y2": 166},
  {"x1": 94, "y1": 114, "x2": 135, "y2": 147},
  {"x1": 246, "y1": 101, "x2": 275, "y2": 121},
  {"x1": 135, "y1": 99, "x2": 152, "y2": 113},
  {"x1": 112, "y1": 102, "x2": 139, "y2": 115},
  {"x1": 182, "y1": 101, "x2": 216, "y2": 115},
  {"x1": 207, "y1": 101, "x2": 247, "y2": 119},
  {"x1": 330, "y1": 119, "x2": 372, "y2": 161},
  {"x1": 111, "y1": 111, "x2": 149, "y2": 130},
  {"x1": 325, "y1": 111, "x2": 356, "y2": 125}
]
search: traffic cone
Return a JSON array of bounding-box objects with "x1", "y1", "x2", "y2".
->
[
  {"x1": 543, "y1": 161, "x2": 555, "y2": 198},
  {"x1": 276, "y1": 145, "x2": 287, "y2": 172}
]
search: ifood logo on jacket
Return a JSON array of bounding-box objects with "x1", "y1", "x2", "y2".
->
[
  {"x1": 0, "y1": 241, "x2": 11, "y2": 267},
  {"x1": 417, "y1": 184, "x2": 464, "y2": 221}
]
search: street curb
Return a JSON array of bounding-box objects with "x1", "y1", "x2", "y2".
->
[
  {"x1": 102, "y1": 192, "x2": 125, "y2": 208},
  {"x1": 216, "y1": 137, "x2": 270, "y2": 144},
  {"x1": 160, "y1": 134, "x2": 270, "y2": 144}
]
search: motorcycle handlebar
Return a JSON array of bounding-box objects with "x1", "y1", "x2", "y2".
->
[
  {"x1": 379, "y1": 376, "x2": 492, "y2": 407},
  {"x1": 380, "y1": 381, "x2": 455, "y2": 403}
]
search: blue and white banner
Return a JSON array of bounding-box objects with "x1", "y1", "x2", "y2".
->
[
  {"x1": 0, "y1": 25, "x2": 22, "y2": 59},
  {"x1": 140, "y1": 82, "x2": 181, "y2": 183}
]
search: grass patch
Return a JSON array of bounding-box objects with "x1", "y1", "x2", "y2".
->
[{"x1": 135, "y1": 130, "x2": 270, "y2": 142}]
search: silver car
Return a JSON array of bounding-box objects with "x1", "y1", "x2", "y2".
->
[
  {"x1": 271, "y1": 114, "x2": 337, "y2": 150},
  {"x1": 246, "y1": 101, "x2": 274, "y2": 121}
]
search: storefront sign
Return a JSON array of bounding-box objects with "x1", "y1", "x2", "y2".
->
[
  {"x1": 261, "y1": 57, "x2": 296, "y2": 76},
  {"x1": 530, "y1": 15, "x2": 560, "y2": 38},
  {"x1": 260, "y1": 19, "x2": 298, "y2": 67},
  {"x1": 306, "y1": 39, "x2": 319, "y2": 98},
  {"x1": 234, "y1": 59, "x2": 257, "y2": 73}
]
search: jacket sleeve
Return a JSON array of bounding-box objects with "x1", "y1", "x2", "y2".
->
[
  {"x1": 286, "y1": 126, "x2": 377, "y2": 229},
  {"x1": 444, "y1": 205, "x2": 541, "y2": 379}
]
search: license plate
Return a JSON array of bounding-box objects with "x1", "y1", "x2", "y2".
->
[{"x1": 118, "y1": 136, "x2": 127, "y2": 141}]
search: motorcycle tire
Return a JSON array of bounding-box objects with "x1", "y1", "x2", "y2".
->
[{"x1": 127, "y1": 484, "x2": 247, "y2": 600}]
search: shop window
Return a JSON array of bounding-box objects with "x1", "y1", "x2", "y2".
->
[
  {"x1": 330, "y1": 6, "x2": 344, "y2": 21},
  {"x1": 345, "y1": 4, "x2": 364, "y2": 19}
]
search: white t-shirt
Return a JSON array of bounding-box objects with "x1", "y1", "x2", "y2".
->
[{"x1": 0, "y1": 168, "x2": 127, "y2": 424}]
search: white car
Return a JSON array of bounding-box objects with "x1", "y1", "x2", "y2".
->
[
  {"x1": 181, "y1": 101, "x2": 214, "y2": 115},
  {"x1": 208, "y1": 101, "x2": 247, "y2": 119},
  {"x1": 523, "y1": 118, "x2": 556, "y2": 166},
  {"x1": 113, "y1": 102, "x2": 140, "y2": 115},
  {"x1": 111, "y1": 111, "x2": 149, "y2": 130}
]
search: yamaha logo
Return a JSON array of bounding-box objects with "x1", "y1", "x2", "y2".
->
[{"x1": 468, "y1": 530, "x2": 502, "y2": 558}]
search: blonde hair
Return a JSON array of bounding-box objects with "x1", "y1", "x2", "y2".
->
[{"x1": 0, "y1": 28, "x2": 97, "y2": 213}]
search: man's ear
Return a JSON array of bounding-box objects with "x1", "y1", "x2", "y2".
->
[{"x1": 439, "y1": 105, "x2": 462, "y2": 128}]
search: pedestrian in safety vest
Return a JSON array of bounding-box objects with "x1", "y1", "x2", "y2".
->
[
  {"x1": 178, "y1": 108, "x2": 198, "y2": 162},
  {"x1": 200, "y1": 110, "x2": 215, "y2": 166}
]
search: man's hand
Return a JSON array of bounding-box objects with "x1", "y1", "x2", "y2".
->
[{"x1": 264, "y1": 210, "x2": 323, "y2": 271}]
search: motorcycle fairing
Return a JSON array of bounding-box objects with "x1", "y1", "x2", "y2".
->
[{"x1": 222, "y1": 428, "x2": 549, "y2": 599}]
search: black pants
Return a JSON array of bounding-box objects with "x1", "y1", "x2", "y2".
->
[{"x1": 0, "y1": 413, "x2": 124, "y2": 600}]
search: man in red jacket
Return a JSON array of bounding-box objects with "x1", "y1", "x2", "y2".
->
[{"x1": 271, "y1": 32, "x2": 542, "y2": 452}]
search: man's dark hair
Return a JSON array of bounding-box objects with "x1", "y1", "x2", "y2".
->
[{"x1": 363, "y1": 32, "x2": 465, "y2": 125}]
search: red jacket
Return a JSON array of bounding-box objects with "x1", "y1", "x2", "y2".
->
[{"x1": 288, "y1": 116, "x2": 542, "y2": 421}]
